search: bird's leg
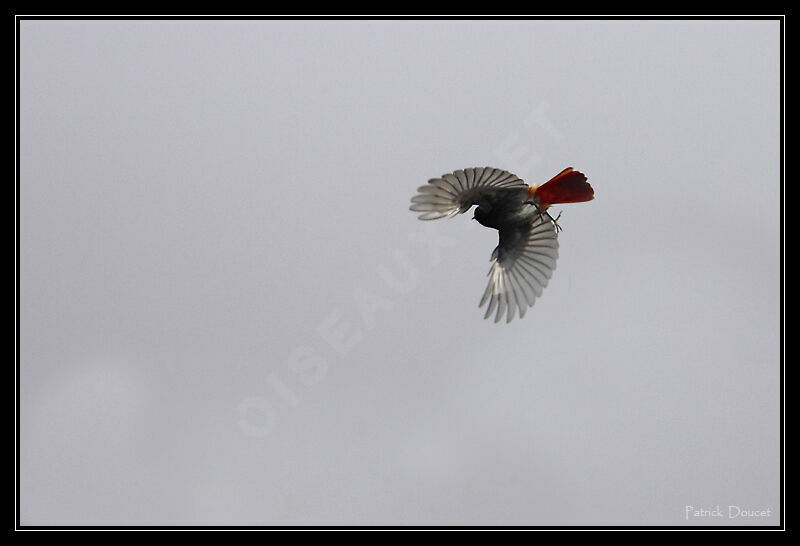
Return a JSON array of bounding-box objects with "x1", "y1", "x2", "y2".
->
[
  {"x1": 531, "y1": 203, "x2": 562, "y2": 233},
  {"x1": 548, "y1": 210, "x2": 563, "y2": 233}
]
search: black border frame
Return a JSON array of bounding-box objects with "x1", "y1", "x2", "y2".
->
[{"x1": 13, "y1": 13, "x2": 786, "y2": 532}]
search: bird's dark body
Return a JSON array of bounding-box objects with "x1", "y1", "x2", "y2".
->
[{"x1": 472, "y1": 188, "x2": 536, "y2": 231}]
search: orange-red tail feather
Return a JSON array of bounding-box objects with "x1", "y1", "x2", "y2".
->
[{"x1": 533, "y1": 168, "x2": 594, "y2": 207}]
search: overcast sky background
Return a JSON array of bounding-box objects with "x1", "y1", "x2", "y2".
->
[{"x1": 19, "y1": 20, "x2": 781, "y2": 526}]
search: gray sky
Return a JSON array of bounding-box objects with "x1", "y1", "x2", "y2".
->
[{"x1": 19, "y1": 19, "x2": 781, "y2": 526}]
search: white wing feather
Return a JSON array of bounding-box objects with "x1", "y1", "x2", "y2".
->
[
  {"x1": 479, "y1": 214, "x2": 559, "y2": 323},
  {"x1": 409, "y1": 167, "x2": 527, "y2": 220}
]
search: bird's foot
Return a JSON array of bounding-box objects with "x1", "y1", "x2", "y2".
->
[
  {"x1": 534, "y1": 207, "x2": 562, "y2": 233},
  {"x1": 549, "y1": 210, "x2": 563, "y2": 233}
]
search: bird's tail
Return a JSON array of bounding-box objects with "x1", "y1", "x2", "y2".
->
[{"x1": 528, "y1": 168, "x2": 594, "y2": 210}]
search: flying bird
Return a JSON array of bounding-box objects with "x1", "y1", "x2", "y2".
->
[{"x1": 409, "y1": 167, "x2": 594, "y2": 323}]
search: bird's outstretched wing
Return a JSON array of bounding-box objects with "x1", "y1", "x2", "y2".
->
[
  {"x1": 480, "y1": 214, "x2": 559, "y2": 323},
  {"x1": 409, "y1": 167, "x2": 528, "y2": 220}
]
